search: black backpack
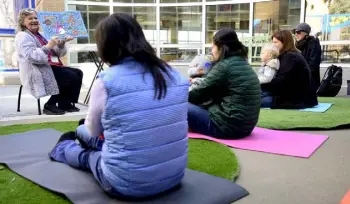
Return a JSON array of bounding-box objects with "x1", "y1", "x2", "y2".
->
[{"x1": 317, "y1": 65, "x2": 342, "y2": 97}]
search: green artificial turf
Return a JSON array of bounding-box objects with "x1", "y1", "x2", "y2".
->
[
  {"x1": 257, "y1": 97, "x2": 350, "y2": 130},
  {"x1": 188, "y1": 139, "x2": 240, "y2": 181},
  {"x1": 0, "y1": 122, "x2": 239, "y2": 204}
]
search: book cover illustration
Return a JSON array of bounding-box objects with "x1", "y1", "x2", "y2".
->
[{"x1": 37, "y1": 11, "x2": 88, "y2": 40}]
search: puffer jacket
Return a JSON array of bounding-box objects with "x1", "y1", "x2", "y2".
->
[
  {"x1": 189, "y1": 55, "x2": 261, "y2": 138},
  {"x1": 98, "y1": 57, "x2": 189, "y2": 197}
]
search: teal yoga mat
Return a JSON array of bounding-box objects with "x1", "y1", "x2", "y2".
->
[
  {"x1": 300, "y1": 103, "x2": 333, "y2": 113},
  {"x1": 265, "y1": 103, "x2": 333, "y2": 113}
]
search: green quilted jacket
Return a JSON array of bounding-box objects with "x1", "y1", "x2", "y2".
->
[{"x1": 189, "y1": 56, "x2": 261, "y2": 138}]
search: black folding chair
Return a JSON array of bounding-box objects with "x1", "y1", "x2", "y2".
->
[{"x1": 17, "y1": 85, "x2": 42, "y2": 115}]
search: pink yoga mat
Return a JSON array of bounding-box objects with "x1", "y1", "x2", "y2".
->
[{"x1": 188, "y1": 127, "x2": 328, "y2": 158}]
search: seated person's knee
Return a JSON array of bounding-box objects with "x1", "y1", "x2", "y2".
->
[{"x1": 76, "y1": 69, "x2": 83, "y2": 78}]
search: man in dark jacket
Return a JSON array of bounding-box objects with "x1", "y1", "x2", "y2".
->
[{"x1": 295, "y1": 23, "x2": 322, "y2": 89}]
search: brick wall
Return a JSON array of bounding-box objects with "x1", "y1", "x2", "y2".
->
[{"x1": 35, "y1": 0, "x2": 67, "y2": 64}]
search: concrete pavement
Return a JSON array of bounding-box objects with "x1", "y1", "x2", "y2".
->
[
  {"x1": 235, "y1": 129, "x2": 350, "y2": 204},
  {"x1": 0, "y1": 85, "x2": 88, "y2": 124}
]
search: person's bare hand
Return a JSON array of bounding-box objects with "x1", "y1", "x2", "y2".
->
[
  {"x1": 46, "y1": 39, "x2": 58, "y2": 49},
  {"x1": 56, "y1": 36, "x2": 73, "y2": 47},
  {"x1": 57, "y1": 39, "x2": 64, "y2": 45},
  {"x1": 65, "y1": 36, "x2": 74, "y2": 42}
]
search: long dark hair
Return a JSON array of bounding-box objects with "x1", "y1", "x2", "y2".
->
[
  {"x1": 272, "y1": 30, "x2": 298, "y2": 55},
  {"x1": 95, "y1": 13, "x2": 171, "y2": 100},
  {"x1": 213, "y1": 28, "x2": 248, "y2": 61}
]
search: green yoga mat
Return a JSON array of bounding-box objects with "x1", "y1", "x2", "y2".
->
[
  {"x1": 258, "y1": 97, "x2": 350, "y2": 130},
  {"x1": 0, "y1": 122, "x2": 240, "y2": 204}
]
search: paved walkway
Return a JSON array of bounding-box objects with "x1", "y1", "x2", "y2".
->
[
  {"x1": 235, "y1": 129, "x2": 350, "y2": 204},
  {"x1": 0, "y1": 85, "x2": 88, "y2": 124}
]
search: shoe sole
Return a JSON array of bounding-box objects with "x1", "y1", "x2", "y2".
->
[
  {"x1": 65, "y1": 110, "x2": 80, "y2": 113},
  {"x1": 43, "y1": 109, "x2": 66, "y2": 115},
  {"x1": 64, "y1": 108, "x2": 80, "y2": 113}
]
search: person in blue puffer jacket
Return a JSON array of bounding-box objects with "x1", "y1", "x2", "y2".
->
[{"x1": 49, "y1": 13, "x2": 189, "y2": 198}]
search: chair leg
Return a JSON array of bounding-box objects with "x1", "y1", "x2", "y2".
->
[
  {"x1": 37, "y1": 99, "x2": 42, "y2": 115},
  {"x1": 17, "y1": 85, "x2": 23, "y2": 112}
]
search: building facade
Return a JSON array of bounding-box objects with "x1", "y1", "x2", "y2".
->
[
  {"x1": 65, "y1": 0, "x2": 305, "y2": 65},
  {"x1": 0, "y1": 0, "x2": 349, "y2": 68}
]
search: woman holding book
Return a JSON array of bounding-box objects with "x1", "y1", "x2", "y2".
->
[{"x1": 15, "y1": 8, "x2": 83, "y2": 115}]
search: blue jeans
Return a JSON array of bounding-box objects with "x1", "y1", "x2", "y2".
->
[
  {"x1": 76, "y1": 125, "x2": 104, "y2": 150},
  {"x1": 261, "y1": 90, "x2": 271, "y2": 98},
  {"x1": 260, "y1": 88, "x2": 273, "y2": 108},
  {"x1": 49, "y1": 126, "x2": 121, "y2": 197},
  {"x1": 188, "y1": 103, "x2": 225, "y2": 138},
  {"x1": 261, "y1": 95, "x2": 273, "y2": 108}
]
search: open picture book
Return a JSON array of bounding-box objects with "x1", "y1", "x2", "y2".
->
[{"x1": 37, "y1": 11, "x2": 89, "y2": 40}]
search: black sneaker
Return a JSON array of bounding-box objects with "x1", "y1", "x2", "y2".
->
[
  {"x1": 43, "y1": 104, "x2": 65, "y2": 115},
  {"x1": 60, "y1": 103, "x2": 80, "y2": 112},
  {"x1": 78, "y1": 118, "x2": 85, "y2": 126},
  {"x1": 56, "y1": 131, "x2": 76, "y2": 145},
  {"x1": 49, "y1": 131, "x2": 76, "y2": 161}
]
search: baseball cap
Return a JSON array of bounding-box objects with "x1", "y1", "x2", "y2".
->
[{"x1": 295, "y1": 23, "x2": 311, "y2": 34}]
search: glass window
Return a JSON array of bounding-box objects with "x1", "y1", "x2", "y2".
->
[
  {"x1": 78, "y1": 52, "x2": 94, "y2": 63},
  {"x1": 160, "y1": 48, "x2": 200, "y2": 63},
  {"x1": 88, "y1": 6, "x2": 110, "y2": 30},
  {"x1": 321, "y1": 44, "x2": 350, "y2": 63},
  {"x1": 89, "y1": 31, "x2": 96, "y2": 43},
  {"x1": 253, "y1": 1, "x2": 279, "y2": 36},
  {"x1": 68, "y1": 5, "x2": 109, "y2": 44},
  {"x1": 205, "y1": 47, "x2": 211, "y2": 55},
  {"x1": 113, "y1": 7, "x2": 157, "y2": 44},
  {"x1": 0, "y1": 36, "x2": 17, "y2": 69},
  {"x1": 285, "y1": 0, "x2": 301, "y2": 29},
  {"x1": 160, "y1": 0, "x2": 200, "y2": 3},
  {"x1": 206, "y1": 4, "x2": 250, "y2": 43},
  {"x1": 254, "y1": 0, "x2": 301, "y2": 36},
  {"x1": 74, "y1": 0, "x2": 108, "y2": 2},
  {"x1": 206, "y1": 0, "x2": 230, "y2": 2},
  {"x1": 69, "y1": 51, "x2": 95, "y2": 64},
  {"x1": 114, "y1": 7, "x2": 133, "y2": 13},
  {"x1": 113, "y1": 0, "x2": 155, "y2": 3},
  {"x1": 70, "y1": 48, "x2": 157, "y2": 64},
  {"x1": 252, "y1": 0, "x2": 302, "y2": 63},
  {"x1": 160, "y1": 6, "x2": 202, "y2": 44}
]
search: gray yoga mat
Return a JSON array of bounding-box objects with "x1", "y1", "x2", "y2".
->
[{"x1": 0, "y1": 129, "x2": 249, "y2": 204}]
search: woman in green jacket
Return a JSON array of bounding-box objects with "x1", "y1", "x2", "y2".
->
[{"x1": 188, "y1": 28, "x2": 261, "y2": 139}]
